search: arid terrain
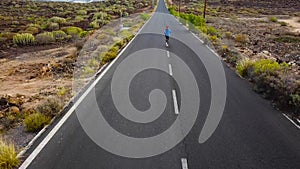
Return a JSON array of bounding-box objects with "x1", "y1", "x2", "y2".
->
[
  {"x1": 169, "y1": 0, "x2": 300, "y2": 120},
  {"x1": 0, "y1": 1, "x2": 153, "y2": 164}
]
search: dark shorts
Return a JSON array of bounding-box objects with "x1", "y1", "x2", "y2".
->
[{"x1": 165, "y1": 35, "x2": 169, "y2": 40}]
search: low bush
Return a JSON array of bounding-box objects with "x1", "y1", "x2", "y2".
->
[
  {"x1": 236, "y1": 58, "x2": 288, "y2": 77},
  {"x1": 13, "y1": 33, "x2": 35, "y2": 46},
  {"x1": 101, "y1": 51, "x2": 118, "y2": 65},
  {"x1": 49, "y1": 16, "x2": 66, "y2": 25},
  {"x1": 207, "y1": 26, "x2": 221, "y2": 37},
  {"x1": 140, "y1": 13, "x2": 150, "y2": 21},
  {"x1": 75, "y1": 15, "x2": 85, "y2": 22},
  {"x1": 77, "y1": 10, "x2": 87, "y2": 15},
  {"x1": 88, "y1": 58, "x2": 99, "y2": 67},
  {"x1": 24, "y1": 26, "x2": 40, "y2": 34},
  {"x1": 209, "y1": 35, "x2": 218, "y2": 42},
  {"x1": 35, "y1": 32, "x2": 55, "y2": 44},
  {"x1": 235, "y1": 34, "x2": 249, "y2": 44},
  {"x1": 274, "y1": 36, "x2": 300, "y2": 43},
  {"x1": 253, "y1": 59, "x2": 282, "y2": 75},
  {"x1": 93, "y1": 12, "x2": 109, "y2": 20},
  {"x1": 279, "y1": 21, "x2": 288, "y2": 26},
  {"x1": 52, "y1": 30, "x2": 67, "y2": 41},
  {"x1": 24, "y1": 113, "x2": 51, "y2": 132},
  {"x1": 290, "y1": 94, "x2": 300, "y2": 111},
  {"x1": 36, "y1": 98, "x2": 62, "y2": 117},
  {"x1": 236, "y1": 58, "x2": 254, "y2": 77},
  {"x1": 83, "y1": 66, "x2": 95, "y2": 75},
  {"x1": 62, "y1": 26, "x2": 83, "y2": 38},
  {"x1": 1, "y1": 32, "x2": 16, "y2": 40},
  {"x1": 0, "y1": 139, "x2": 19, "y2": 169},
  {"x1": 47, "y1": 22, "x2": 60, "y2": 31},
  {"x1": 224, "y1": 31, "x2": 232, "y2": 39},
  {"x1": 268, "y1": 16, "x2": 278, "y2": 22},
  {"x1": 89, "y1": 21, "x2": 100, "y2": 29}
]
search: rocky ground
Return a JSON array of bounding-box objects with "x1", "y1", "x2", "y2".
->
[
  {"x1": 0, "y1": 9, "x2": 151, "y2": 153},
  {"x1": 170, "y1": 0, "x2": 300, "y2": 120}
]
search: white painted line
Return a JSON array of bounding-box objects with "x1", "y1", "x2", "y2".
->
[
  {"x1": 17, "y1": 63, "x2": 108, "y2": 159},
  {"x1": 206, "y1": 45, "x2": 220, "y2": 57},
  {"x1": 181, "y1": 158, "x2": 188, "y2": 169},
  {"x1": 172, "y1": 90, "x2": 179, "y2": 115},
  {"x1": 18, "y1": 13, "x2": 154, "y2": 169},
  {"x1": 17, "y1": 123, "x2": 48, "y2": 158},
  {"x1": 167, "y1": 50, "x2": 170, "y2": 58},
  {"x1": 282, "y1": 113, "x2": 300, "y2": 130},
  {"x1": 168, "y1": 64, "x2": 173, "y2": 76}
]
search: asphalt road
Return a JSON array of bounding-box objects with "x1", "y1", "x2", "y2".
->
[{"x1": 20, "y1": 0, "x2": 300, "y2": 168}]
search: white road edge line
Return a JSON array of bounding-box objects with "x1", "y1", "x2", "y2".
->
[
  {"x1": 172, "y1": 90, "x2": 179, "y2": 115},
  {"x1": 18, "y1": 13, "x2": 154, "y2": 169},
  {"x1": 167, "y1": 50, "x2": 170, "y2": 58},
  {"x1": 282, "y1": 113, "x2": 300, "y2": 130},
  {"x1": 181, "y1": 158, "x2": 188, "y2": 169},
  {"x1": 168, "y1": 64, "x2": 173, "y2": 76}
]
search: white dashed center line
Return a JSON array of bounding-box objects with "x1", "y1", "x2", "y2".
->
[
  {"x1": 181, "y1": 158, "x2": 188, "y2": 169},
  {"x1": 172, "y1": 89, "x2": 179, "y2": 115},
  {"x1": 168, "y1": 64, "x2": 173, "y2": 76}
]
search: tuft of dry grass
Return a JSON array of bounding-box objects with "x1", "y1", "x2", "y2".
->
[{"x1": 0, "y1": 138, "x2": 19, "y2": 169}]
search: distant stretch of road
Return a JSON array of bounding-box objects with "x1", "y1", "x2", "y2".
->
[{"x1": 19, "y1": 0, "x2": 300, "y2": 168}]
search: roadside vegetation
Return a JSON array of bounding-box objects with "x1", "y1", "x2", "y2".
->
[
  {"x1": 0, "y1": 138, "x2": 19, "y2": 169},
  {"x1": 0, "y1": 0, "x2": 153, "y2": 166},
  {"x1": 0, "y1": 0, "x2": 151, "y2": 58},
  {"x1": 168, "y1": 0, "x2": 300, "y2": 121}
]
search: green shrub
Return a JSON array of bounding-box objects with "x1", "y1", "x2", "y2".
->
[
  {"x1": 235, "y1": 34, "x2": 249, "y2": 44},
  {"x1": 88, "y1": 58, "x2": 99, "y2": 67},
  {"x1": 36, "y1": 98, "x2": 62, "y2": 117},
  {"x1": 49, "y1": 16, "x2": 66, "y2": 24},
  {"x1": 224, "y1": 31, "x2": 232, "y2": 39},
  {"x1": 209, "y1": 35, "x2": 218, "y2": 42},
  {"x1": 140, "y1": 13, "x2": 150, "y2": 21},
  {"x1": 279, "y1": 21, "x2": 288, "y2": 26},
  {"x1": 62, "y1": 26, "x2": 83, "y2": 38},
  {"x1": 93, "y1": 12, "x2": 109, "y2": 20},
  {"x1": 290, "y1": 94, "x2": 300, "y2": 108},
  {"x1": 24, "y1": 113, "x2": 51, "y2": 132},
  {"x1": 1, "y1": 32, "x2": 16, "y2": 40},
  {"x1": 253, "y1": 59, "x2": 281, "y2": 75},
  {"x1": 83, "y1": 66, "x2": 95, "y2": 75},
  {"x1": 89, "y1": 21, "x2": 100, "y2": 29},
  {"x1": 77, "y1": 10, "x2": 87, "y2": 15},
  {"x1": 24, "y1": 26, "x2": 40, "y2": 34},
  {"x1": 120, "y1": 30, "x2": 131, "y2": 38},
  {"x1": 236, "y1": 58, "x2": 254, "y2": 77},
  {"x1": 268, "y1": 16, "x2": 278, "y2": 22},
  {"x1": 207, "y1": 26, "x2": 220, "y2": 37},
  {"x1": 13, "y1": 33, "x2": 35, "y2": 46},
  {"x1": 79, "y1": 31, "x2": 88, "y2": 37},
  {"x1": 197, "y1": 26, "x2": 208, "y2": 34},
  {"x1": 0, "y1": 139, "x2": 19, "y2": 169},
  {"x1": 75, "y1": 15, "x2": 85, "y2": 22},
  {"x1": 101, "y1": 51, "x2": 118, "y2": 65},
  {"x1": 274, "y1": 36, "x2": 300, "y2": 43},
  {"x1": 52, "y1": 30, "x2": 67, "y2": 41},
  {"x1": 47, "y1": 22, "x2": 60, "y2": 31},
  {"x1": 35, "y1": 32, "x2": 55, "y2": 44}
]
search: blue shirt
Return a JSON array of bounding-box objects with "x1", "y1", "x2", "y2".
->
[{"x1": 164, "y1": 29, "x2": 171, "y2": 36}]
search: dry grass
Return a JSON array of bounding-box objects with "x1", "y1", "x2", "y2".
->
[{"x1": 0, "y1": 138, "x2": 19, "y2": 169}]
